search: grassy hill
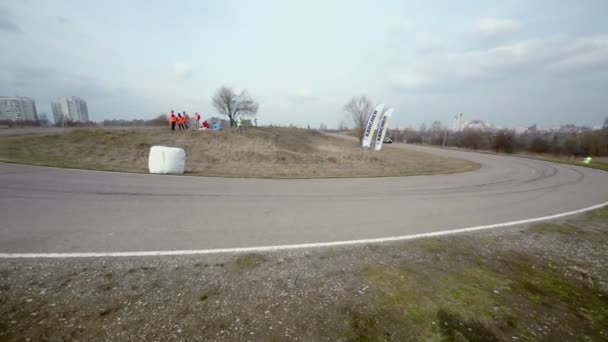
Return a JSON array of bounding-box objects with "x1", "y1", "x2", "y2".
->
[{"x1": 0, "y1": 127, "x2": 479, "y2": 178}]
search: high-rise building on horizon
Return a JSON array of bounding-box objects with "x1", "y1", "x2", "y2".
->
[
  {"x1": 452, "y1": 113, "x2": 464, "y2": 131},
  {"x1": 52, "y1": 96, "x2": 89, "y2": 123},
  {"x1": 0, "y1": 96, "x2": 39, "y2": 121}
]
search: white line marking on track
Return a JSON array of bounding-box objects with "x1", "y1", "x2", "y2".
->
[{"x1": 1, "y1": 201, "x2": 607, "y2": 259}]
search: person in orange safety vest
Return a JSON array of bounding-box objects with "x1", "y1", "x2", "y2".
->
[
  {"x1": 168, "y1": 110, "x2": 177, "y2": 130},
  {"x1": 177, "y1": 114, "x2": 185, "y2": 130}
]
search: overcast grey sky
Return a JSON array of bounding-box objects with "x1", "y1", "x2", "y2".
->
[{"x1": 1, "y1": 0, "x2": 607, "y2": 128}]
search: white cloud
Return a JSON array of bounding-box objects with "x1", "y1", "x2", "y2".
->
[
  {"x1": 0, "y1": 7, "x2": 23, "y2": 33},
  {"x1": 385, "y1": 16, "x2": 414, "y2": 35},
  {"x1": 391, "y1": 33, "x2": 608, "y2": 91},
  {"x1": 57, "y1": 16, "x2": 70, "y2": 24},
  {"x1": 475, "y1": 17, "x2": 522, "y2": 38},
  {"x1": 288, "y1": 88, "x2": 317, "y2": 102},
  {"x1": 454, "y1": 34, "x2": 608, "y2": 74},
  {"x1": 545, "y1": 34, "x2": 608, "y2": 72},
  {"x1": 173, "y1": 62, "x2": 192, "y2": 77},
  {"x1": 391, "y1": 73, "x2": 434, "y2": 90}
]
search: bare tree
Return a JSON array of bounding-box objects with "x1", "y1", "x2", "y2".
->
[
  {"x1": 344, "y1": 95, "x2": 373, "y2": 143},
  {"x1": 430, "y1": 120, "x2": 443, "y2": 145},
  {"x1": 493, "y1": 130, "x2": 516, "y2": 153},
  {"x1": 212, "y1": 86, "x2": 259, "y2": 127},
  {"x1": 38, "y1": 113, "x2": 50, "y2": 126},
  {"x1": 430, "y1": 120, "x2": 442, "y2": 132}
]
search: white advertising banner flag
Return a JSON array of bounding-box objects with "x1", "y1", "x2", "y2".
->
[
  {"x1": 362, "y1": 104, "x2": 385, "y2": 148},
  {"x1": 374, "y1": 108, "x2": 394, "y2": 151}
]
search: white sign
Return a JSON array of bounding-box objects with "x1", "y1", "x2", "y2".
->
[
  {"x1": 374, "y1": 108, "x2": 394, "y2": 151},
  {"x1": 362, "y1": 104, "x2": 385, "y2": 148}
]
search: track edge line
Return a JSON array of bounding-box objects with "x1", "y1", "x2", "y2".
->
[{"x1": 2, "y1": 201, "x2": 607, "y2": 259}]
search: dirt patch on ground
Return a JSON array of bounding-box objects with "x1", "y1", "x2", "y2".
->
[
  {"x1": 0, "y1": 127, "x2": 478, "y2": 178},
  {"x1": 1, "y1": 209, "x2": 607, "y2": 341}
]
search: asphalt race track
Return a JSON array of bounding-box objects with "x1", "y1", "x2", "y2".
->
[{"x1": 1, "y1": 144, "x2": 608, "y2": 254}]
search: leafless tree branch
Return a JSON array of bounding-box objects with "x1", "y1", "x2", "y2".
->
[{"x1": 344, "y1": 95, "x2": 373, "y2": 143}]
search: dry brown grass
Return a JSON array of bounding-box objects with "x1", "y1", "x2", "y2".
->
[{"x1": 0, "y1": 127, "x2": 478, "y2": 178}]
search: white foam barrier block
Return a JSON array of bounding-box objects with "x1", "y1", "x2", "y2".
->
[{"x1": 148, "y1": 146, "x2": 186, "y2": 174}]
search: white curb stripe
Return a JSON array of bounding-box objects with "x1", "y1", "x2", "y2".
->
[{"x1": 1, "y1": 201, "x2": 607, "y2": 259}]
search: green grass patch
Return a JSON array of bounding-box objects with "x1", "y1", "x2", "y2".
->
[
  {"x1": 356, "y1": 264, "x2": 511, "y2": 341},
  {"x1": 528, "y1": 223, "x2": 582, "y2": 235},
  {"x1": 505, "y1": 254, "x2": 608, "y2": 329},
  {"x1": 588, "y1": 207, "x2": 608, "y2": 218},
  {"x1": 234, "y1": 253, "x2": 267, "y2": 270},
  {"x1": 527, "y1": 156, "x2": 608, "y2": 173},
  {"x1": 353, "y1": 245, "x2": 608, "y2": 340},
  {"x1": 418, "y1": 238, "x2": 449, "y2": 254}
]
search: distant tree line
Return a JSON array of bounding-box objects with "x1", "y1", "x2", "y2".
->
[
  {"x1": 100, "y1": 114, "x2": 168, "y2": 127},
  {"x1": 54, "y1": 120, "x2": 98, "y2": 127},
  {"x1": 0, "y1": 119, "x2": 98, "y2": 128},
  {"x1": 395, "y1": 118, "x2": 608, "y2": 157},
  {"x1": 0, "y1": 120, "x2": 45, "y2": 127}
]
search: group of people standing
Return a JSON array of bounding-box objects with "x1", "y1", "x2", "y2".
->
[{"x1": 167, "y1": 110, "x2": 213, "y2": 131}]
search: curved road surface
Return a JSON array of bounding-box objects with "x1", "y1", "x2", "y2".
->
[{"x1": 1, "y1": 145, "x2": 608, "y2": 254}]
